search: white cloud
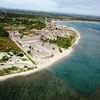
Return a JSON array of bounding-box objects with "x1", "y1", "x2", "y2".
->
[
  {"x1": 0, "y1": 0, "x2": 100, "y2": 16},
  {"x1": 0, "y1": 0, "x2": 58, "y2": 7}
]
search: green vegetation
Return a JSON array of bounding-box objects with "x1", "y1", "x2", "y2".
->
[
  {"x1": 63, "y1": 17, "x2": 100, "y2": 22},
  {"x1": 44, "y1": 55, "x2": 54, "y2": 59},
  {"x1": 0, "y1": 66, "x2": 35, "y2": 76},
  {"x1": 0, "y1": 37, "x2": 21, "y2": 52},
  {"x1": 19, "y1": 21, "x2": 46, "y2": 35},
  {"x1": 0, "y1": 10, "x2": 46, "y2": 36},
  {"x1": 0, "y1": 27, "x2": 9, "y2": 37},
  {"x1": 0, "y1": 66, "x2": 19, "y2": 76},
  {"x1": 17, "y1": 53, "x2": 24, "y2": 57},
  {"x1": 27, "y1": 67, "x2": 34, "y2": 70},
  {"x1": 21, "y1": 58, "x2": 28, "y2": 61},
  {"x1": 0, "y1": 25, "x2": 21, "y2": 52},
  {"x1": 27, "y1": 50, "x2": 31, "y2": 54},
  {"x1": 0, "y1": 11, "x2": 46, "y2": 19},
  {"x1": 8, "y1": 66, "x2": 19, "y2": 71},
  {"x1": 59, "y1": 48, "x2": 62, "y2": 53},
  {"x1": 0, "y1": 55, "x2": 10, "y2": 63},
  {"x1": 41, "y1": 34, "x2": 77, "y2": 49},
  {"x1": 0, "y1": 15, "x2": 46, "y2": 34}
]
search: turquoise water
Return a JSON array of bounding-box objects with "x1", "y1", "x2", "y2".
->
[{"x1": 50, "y1": 21, "x2": 100, "y2": 94}]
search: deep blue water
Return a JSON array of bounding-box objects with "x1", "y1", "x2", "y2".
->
[{"x1": 50, "y1": 21, "x2": 100, "y2": 94}]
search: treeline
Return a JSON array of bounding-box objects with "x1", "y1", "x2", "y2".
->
[
  {"x1": 41, "y1": 34, "x2": 76, "y2": 49},
  {"x1": 0, "y1": 11, "x2": 45, "y2": 19},
  {"x1": 0, "y1": 27, "x2": 9, "y2": 37},
  {"x1": 0, "y1": 17, "x2": 46, "y2": 27},
  {"x1": 64, "y1": 17, "x2": 100, "y2": 22}
]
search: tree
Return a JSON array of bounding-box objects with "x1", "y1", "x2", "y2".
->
[{"x1": 0, "y1": 27, "x2": 9, "y2": 37}]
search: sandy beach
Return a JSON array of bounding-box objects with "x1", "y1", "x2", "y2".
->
[{"x1": 0, "y1": 29, "x2": 80, "y2": 81}]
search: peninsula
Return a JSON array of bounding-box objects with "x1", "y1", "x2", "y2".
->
[{"x1": 0, "y1": 12, "x2": 80, "y2": 80}]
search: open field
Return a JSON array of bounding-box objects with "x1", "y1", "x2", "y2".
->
[
  {"x1": 0, "y1": 37, "x2": 20, "y2": 52},
  {"x1": 0, "y1": 27, "x2": 35, "y2": 75}
]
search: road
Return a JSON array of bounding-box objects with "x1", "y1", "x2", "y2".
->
[{"x1": 9, "y1": 32, "x2": 37, "y2": 65}]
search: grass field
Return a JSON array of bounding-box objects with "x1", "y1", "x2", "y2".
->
[{"x1": 0, "y1": 37, "x2": 21, "y2": 52}]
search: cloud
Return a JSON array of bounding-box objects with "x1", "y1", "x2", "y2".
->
[
  {"x1": 52, "y1": 0, "x2": 100, "y2": 16},
  {"x1": 0, "y1": 0, "x2": 58, "y2": 8},
  {"x1": 0, "y1": 0, "x2": 100, "y2": 16}
]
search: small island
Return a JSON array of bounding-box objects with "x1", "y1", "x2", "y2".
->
[{"x1": 0, "y1": 12, "x2": 79, "y2": 79}]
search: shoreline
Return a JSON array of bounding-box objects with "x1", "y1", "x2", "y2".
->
[
  {"x1": 56, "y1": 20, "x2": 100, "y2": 24},
  {"x1": 0, "y1": 27, "x2": 80, "y2": 81}
]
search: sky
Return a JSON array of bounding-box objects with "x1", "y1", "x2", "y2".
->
[{"x1": 0, "y1": 0, "x2": 100, "y2": 16}]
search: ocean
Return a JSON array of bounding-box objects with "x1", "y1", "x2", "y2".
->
[{"x1": 50, "y1": 21, "x2": 100, "y2": 94}]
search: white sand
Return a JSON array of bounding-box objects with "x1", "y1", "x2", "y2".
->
[{"x1": 0, "y1": 30, "x2": 80, "y2": 81}]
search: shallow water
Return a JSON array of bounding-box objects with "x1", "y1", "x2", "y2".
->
[{"x1": 50, "y1": 21, "x2": 100, "y2": 94}]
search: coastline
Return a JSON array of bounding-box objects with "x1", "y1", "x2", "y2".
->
[
  {"x1": 56, "y1": 20, "x2": 100, "y2": 24},
  {"x1": 0, "y1": 27, "x2": 80, "y2": 81}
]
